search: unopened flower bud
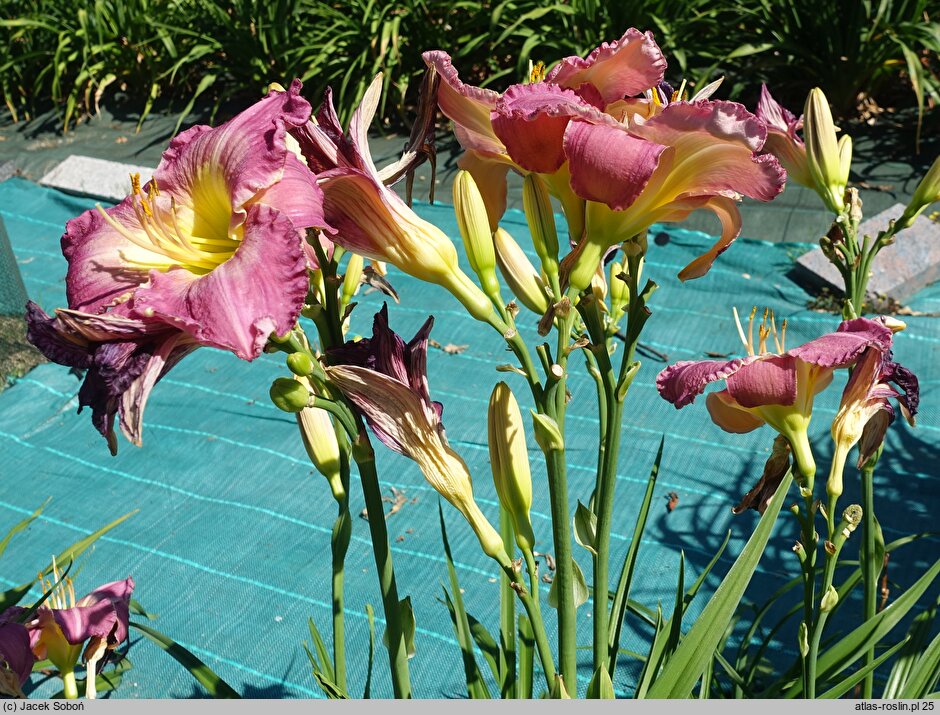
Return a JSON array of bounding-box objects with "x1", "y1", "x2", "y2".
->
[
  {"x1": 454, "y1": 170, "x2": 501, "y2": 302},
  {"x1": 287, "y1": 352, "x2": 314, "y2": 377},
  {"x1": 804, "y1": 88, "x2": 846, "y2": 213},
  {"x1": 296, "y1": 379, "x2": 345, "y2": 501},
  {"x1": 494, "y1": 228, "x2": 550, "y2": 314},
  {"x1": 522, "y1": 173, "x2": 560, "y2": 285},
  {"x1": 531, "y1": 410, "x2": 564, "y2": 452},
  {"x1": 270, "y1": 377, "x2": 310, "y2": 412},
  {"x1": 798, "y1": 622, "x2": 809, "y2": 657},
  {"x1": 820, "y1": 584, "x2": 839, "y2": 613},
  {"x1": 900, "y1": 154, "x2": 940, "y2": 227},
  {"x1": 488, "y1": 383, "x2": 536, "y2": 551},
  {"x1": 608, "y1": 260, "x2": 629, "y2": 321},
  {"x1": 342, "y1": 252, "x2": 364, "y2": 306}
]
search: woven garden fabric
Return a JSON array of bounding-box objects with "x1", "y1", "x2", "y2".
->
[{"x1": 1, "y1": 177, "x2": 936, "y2": 698}]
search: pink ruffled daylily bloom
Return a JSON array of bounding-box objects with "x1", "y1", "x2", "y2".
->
[
  {"x1": 424, "y1": 29, "x2": 667, "y2": 232},
  {"x1": 656, "y1": 315, "x2": 900, "y2": 485},
  {"x1": 26, "y1": 81, "x2": 331, "y2": 453},
  {"x1": 425, "y1": 32, "x2": 785, "y2": 292},
  {"x1": 754, "y1": 84, "x2": 814, "y2": 189}
]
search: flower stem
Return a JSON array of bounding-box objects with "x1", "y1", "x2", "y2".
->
[
  {"x1": 860, "y1": 447, "x2": 882, "y2": 699},
  {"x1": 331, "y1": 493, "x2": 352, "y2": 692},
  {"x1": 352, "y1": 431, "x2": 412, "y2": 698},
  {"x1": 503, "y1": 558, "x2": 556, "y2": 691},
  {"x1": 61, "y1": 668, "x2": 79, "y2": 700},
  {"x1": 499, "y1": 507, "x2": 516, "y2": 699}
]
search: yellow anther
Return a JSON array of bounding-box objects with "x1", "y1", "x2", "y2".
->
[
  {"x1": 528, "y1": 60, "x2": 546, "y2": 84},
  {"x1": 130, "y1": 173, "x2": 142, "y2": 195}
]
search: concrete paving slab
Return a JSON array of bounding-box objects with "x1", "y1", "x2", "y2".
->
[{"x1": 39, "y1": 155, "x2": 153, "y2": 202}]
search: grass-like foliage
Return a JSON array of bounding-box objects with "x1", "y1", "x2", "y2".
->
[{"x1": 1, "y1": 0, "x2": 937, "y2": 132}]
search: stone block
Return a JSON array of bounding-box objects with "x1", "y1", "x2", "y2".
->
[
  {"x1": 790, "y1": 203, "x2": 940, "y2": 305},
  {"x1": 39, "y1": 155, "x2": 154, "y2": 203}
]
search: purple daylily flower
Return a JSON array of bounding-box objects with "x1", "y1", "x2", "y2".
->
[
  {"x1": 657, "y1": 314, "x2": 897, "y2": 484},
  {"x1": 0, "y1": 614, "x2": 32, "y2": 698},
  {"x1": 16, "y1": 570, "x2": 134, "y2": 699},
  {"x1": 26, "y1": 80, "x2": 331, "y2": 453},
  {"x1": 326, "y1": 306, "x2": 508, "y2": 564}
]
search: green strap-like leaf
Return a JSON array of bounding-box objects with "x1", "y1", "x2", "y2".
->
[
  {"x1": 885, "y1": 598, "x2": 937, "y2": 698},
  {"x1": 783, "y1": 557, "x2": 940, "y2": 697},
  {"x1": 130, "y1": 621, "x2": 240, "y2": 699},
  {"x1": 0, "y1": 500, "x2": 48, "y2": 561},
  {"x1": 898, "y1": 626, "x2": 940, "y2": 699},
  {"x1": 645, "y1": 471, "x2": 793, "y2": 699},
  {"x1": 586, "y1": 664, "x2": 615, "y2": 699},
  {"x1": 819, "y1": 639, "x2": 909, "y2": 699},
  {"x1": 363, "y1": 604, "x2": 375, "y2": 699}
]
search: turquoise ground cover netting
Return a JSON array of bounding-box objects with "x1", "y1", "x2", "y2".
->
[{"x1": 0, "y1": 176, "x2": 937, "y2": 698}]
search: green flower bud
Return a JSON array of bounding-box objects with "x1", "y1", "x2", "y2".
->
[
  {"x1": 900, "y1": 154, "x2": 940, "y2": 227},
  {"x1": 531, "y1": 410, "x2": 564, "y2": 452},
  {"x1": 608, "y1": 260, "x2": 629, "y2": 318},
  {"x1": 453, "y1": 170, "x2": 501, "y2": 302},
  {"x1": 342, "y1": 252, "x2": 364, "y2": 306},
  {"x1": 820, "y1": 584, "x2": 839, "y2": 613},
  {"x1": 287, "y1": 352, "x2": 314, "y2": 377},
  {"x1": 804, "y1": 88, "x2": 847, "y2": 213},
  {"x1": 488, "y1": 382, "x2": 536, "y2": 551},
  {"x1": 270, "y1": 377, "x2": 310, "y2": 412},
  {"x1": 798, "y1": 622, "x2": 809, "y2": 657},
  {"x1": 522, "y1": 173, "x2": 560, "y2": 285},
  {"x1": 494, "y1": 227, "x2": 550, "y2": 314}
]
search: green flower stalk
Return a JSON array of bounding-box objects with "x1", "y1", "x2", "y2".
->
[{"x1": 488, "y1": 382, "x2": 536, "y2": 551}]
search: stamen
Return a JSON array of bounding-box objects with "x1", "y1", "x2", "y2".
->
[
  {"x1": 732, "y1": 307, "x2": 749, "y2": 353},
  {"x1": 770, "y1": 312, "x2": 783, "y2": 353},
  {"x1": 676, "y1": 79, "x2": 688, "y2": 102},
  {"x1": 758, "y1": 308, "x2": 770, "y2": 353},
  {"x1": 747, "y1": 307, "x2": 757, "y2": 356},
  {"x1": 781, "y1": 319, "x2": 788, "y2": 352},
  {"x1": 66, "y1": 577, "x2": 76, "y2": 608}
]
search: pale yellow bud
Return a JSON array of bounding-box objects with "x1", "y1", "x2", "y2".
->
[
  {"x1": 493, "y1": 228, "x2": 550, "y2": 314},
  {"x1": 453, "y1": 170, "x2": 501, "y2": 302},
  {"x1": 820, "y1": 584, "x2": 839, "y2": 613},
  {"x1": 609, "y1": 260, "x2": 629, "y2": 319},
  {"x1": 295, "y1": 377, "x2": 345, "y2": 502},
  {"x1": 522, "y1": 173, "x2": 560, "y2": 284},
  {"x1": 804, "y1": 88, "x2": 846, "y2": 212},
  {"x1": 488, "y1": 383, "x2": 536, "y2": 551}
]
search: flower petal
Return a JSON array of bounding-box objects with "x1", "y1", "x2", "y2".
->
[
  {"x1": 726, "y1": 355, "x2": 797, "y2": 408},
  {"x1": 756, "y1": 84, "x2": 799, "y2": 134},
  {"x1": 133, "y1": 204, "x2": 308, "y2": 361},
  {"x1": 563, "y1": 118, "x2": 667, "y2": 210},
  {"x1": 674, "y1": 194, "x2": 742, "y2": 281},
  {"x1": 656, "y1": 356, "x2": 756, "y2": 408},
  {"x1": 706, "y1": 390, "x2": 767, "y2": 432},
  {"x1": 788, "y1": 317, "x2": 892, "y2": 369},
  {"x1": 119, "y1": 333, "x2": 197, "y2": 447},
  {"x1": 423, "y1": 51, "x2": 505, "y2": 156},
  {"x1": 733, "y1": 435, "x2": 791, "y2": 514},
  {"x1": 55, "y1": 578, "x2": 134, "y2": 647},
  {"x1": 545, "y1": 28, "x2": 667, "y2": 105},
  {"x1": 0, "y1": 621, "x2": 32, "y2": 693},
  {"x1": 155, "y1": 80, "x2": 312, "y2": 229},
  {"x1": 25, "y1": 302, "x2": 94, "y2": 368},
  {"x1": 630, "y1": 100, "x2": 785, "y2": 201},
  {"x1": 492, "y1": 83, "x2": 617, "y2": 174}
]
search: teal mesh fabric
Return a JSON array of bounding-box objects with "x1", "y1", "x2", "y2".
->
[{"x1": 0, "y1": 177, "x2": 936, "y2": 698}]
